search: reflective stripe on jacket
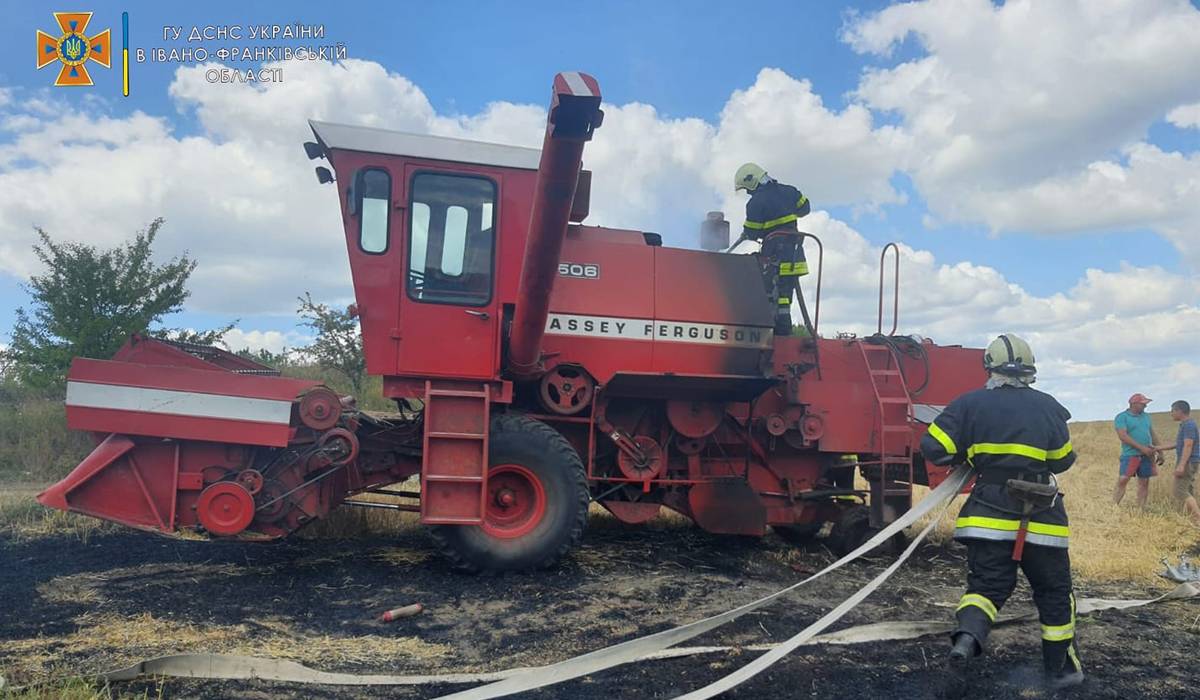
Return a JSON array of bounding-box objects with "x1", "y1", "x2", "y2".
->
[
  {"x1": 743, "y1": 181, "x2": 810, "y2": 238},
  {"x1": 953, "y1": 483, "x2": 1071, "y2": 548},
  {"x1": 919, "y1": 385, "x2": 1076, "y2": 549}
]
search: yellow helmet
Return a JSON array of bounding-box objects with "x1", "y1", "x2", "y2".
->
[
  {"x1": 983, "y1": 333, "x2": 1036, "y2": 377},
  {"x1": 734, "y1": 162, "x2": 767, "y2": 192}
]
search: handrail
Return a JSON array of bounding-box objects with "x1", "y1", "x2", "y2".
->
[
  {"x1": 877, "y1": 242, "x2": 900, "y2": 336},
  {"x1": 798, "y1": 232, "x2": 823, "y2": 336}
]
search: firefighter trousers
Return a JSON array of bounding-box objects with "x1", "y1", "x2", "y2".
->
[
  {"x1": 761, "y1": 233, "x2": 807, "y2": 335},
  {"x1": 955, "y1": 539, "x2": 1082, "y2": 676}
]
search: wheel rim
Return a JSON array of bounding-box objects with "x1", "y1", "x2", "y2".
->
[
  {"x1": 482, "y1": 464, "x2": 547, "y2": 539},
  {"x1": 538, "y1": 365, "x2": 595, "y2": 415}
]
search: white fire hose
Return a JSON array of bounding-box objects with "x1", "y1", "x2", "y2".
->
[{"x1": 42, "y1": 465, "x2": 1197, "y2": 695}]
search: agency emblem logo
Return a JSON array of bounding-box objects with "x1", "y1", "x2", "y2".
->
[{"x1": 36, "y1": 12, "x2": 111, "y2": 86}]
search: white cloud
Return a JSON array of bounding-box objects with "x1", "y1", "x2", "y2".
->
[
  {"x1": 0, "y1": 52, "x2": 1196, "y2": 419},
  {"x1": 0, "y1": 58, "x2": 915, "y2": 304},
  {"x1": 789, "y1": 212, "x2": 1200, "y2": 420},
  {"x1": 221, "y1": 327, "x2": 311, "y2": 354},
  {"x1": 844, "y1": 0, "x2": 1200, "y2": 246},
  {"x1": 709, "y1": 69, "x2": 909, "y2": 213},
  {"x1": 1167, "y1": 102, "x2": 1200, "y2": 129}
]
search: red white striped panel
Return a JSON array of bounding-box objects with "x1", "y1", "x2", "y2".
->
[
  {"x1": 554, "y1": 71, "x2": 600, "y2": 98},
  {"x1": 66, "y1": 381, "x2": 293, "y2": 424}
]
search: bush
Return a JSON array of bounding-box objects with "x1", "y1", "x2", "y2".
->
[{"x1": 0, "y1": 380, "x2": 91, "y2": 483}]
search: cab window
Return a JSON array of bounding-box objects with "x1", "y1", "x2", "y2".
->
[
  {"x1": 358, "y1": 169, "x2": 390, "y2": 254},
  {"x1": 407, "y1": 173, "x2": 496, "y2": 306}
]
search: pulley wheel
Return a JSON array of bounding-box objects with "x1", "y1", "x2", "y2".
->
[
  {"x1": 801, "y1": 413, "x2": 825, "y2": 440},
  {"x1": 255, "y1": 478, "x2": 288, "y2": 523},
  {"x1": 318, "y1": 427, "x2": 359, "y2": 466},
  {"x1": 298, "y1": 387, "x2": 341, "y2": 431},
  {"x1": 617, "y1": 436, "x2": 665, "y2": 481},
  {"x1": 666, "y1": 401, "x2": 725, "y2": 439},
  {"x1": 783, "y1": 430, "x2": 808, "y2": 450},
  {"x1": 196, "y1": 482, "x2": 255, "y2": 536},
  {"x1": 201, "y1": 465, "x2": 234, "y2": 484},
  {"x1": 236, "y1": 469, "x2": 264, "y2": 495},
  {"x1": 676, "y1": 435, "x2": 706, "y2": 455},
  {"x1": 538, "y1": 365, "x2": 595, "y2": 415}
]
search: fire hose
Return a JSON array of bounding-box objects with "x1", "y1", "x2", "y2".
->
[
  {"x1": 33, "y1": 466, "x2": 1199, "y2": 694},
  {"x1": 435, "y1": 466, "x2": 974, "y2": 700},
  {"x1": 29, "y1": 581, "x2": 1189, "y2": 692},
  {"x1": 88, "y1": 470, "x2": 966, "y2": 694},
  {"x1": 72, "y1": 585, "x2": 1199, "y2": 694}
]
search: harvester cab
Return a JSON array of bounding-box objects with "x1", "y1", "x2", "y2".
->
[{"x1": 40, "y1": 71, "x2": 987, "y2": 573}]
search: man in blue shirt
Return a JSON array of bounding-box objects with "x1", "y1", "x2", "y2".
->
[
  {"x1": 1155, "y1": 400, "x2": 1200, "y2": 526},
  {"x1": 1113, "y1": 393, "x2": 1161, "y2": 508}
]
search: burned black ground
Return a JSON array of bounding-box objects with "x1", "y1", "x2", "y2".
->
[{"x1": 1, "y1": 514, "x2": 1197, "y2": 699}]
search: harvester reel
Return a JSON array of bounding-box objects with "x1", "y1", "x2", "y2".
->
[
  {"x1": 298, "y1": 387, "x2": 342, "y2": 431},
  {"x1": 538, "y1": 365, "x2": 595, "y2": 415},
  {"x1": 196, "y1": 481, "x2": 255, "y2": 536}
]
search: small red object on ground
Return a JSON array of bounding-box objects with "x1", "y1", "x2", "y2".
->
[{"x1": 380, "y1": 603, "x2": 424, "y2": 622}]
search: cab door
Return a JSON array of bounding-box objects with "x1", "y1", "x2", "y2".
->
[{"x1": 396, "y1": 169, "x2": 500, "y2": 379}]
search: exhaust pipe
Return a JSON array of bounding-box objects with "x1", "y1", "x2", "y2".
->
[{"x1": 507, "y1": 72, "x2": 603, "y2": 379}]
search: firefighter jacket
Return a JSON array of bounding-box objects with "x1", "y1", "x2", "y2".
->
[
  {"x1": 919, "y1": 385, "x2": 1076, "y2": 549},
  {"x1": 743, "y1": 180, "x2": 810, "y2": 240}
]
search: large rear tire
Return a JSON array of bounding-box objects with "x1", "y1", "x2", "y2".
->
[
  {"x1": 430, "y1": 414, "x2": 589, "y2": 572},
  {"x1": 828, "y1": 505, "x2": 905, "y2": 556},
  {"x1": 773, "y1": 522, "x2": 823, "y2": 546}
]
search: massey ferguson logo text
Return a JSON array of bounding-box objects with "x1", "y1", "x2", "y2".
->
[
  {"x1": 558, "y1": 262, "x2": 599, "y2": 279},
  {"x1": 545, "y1": 313, "x2": 771, "y2": 349}
]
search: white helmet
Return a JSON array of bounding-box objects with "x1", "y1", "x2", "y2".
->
[
  {"x1": 734, "y1": 162, "x2": 767, "y2": 192},
  {"x1": 983, "y1": 333, "x2": 1036, "y2": 377}
]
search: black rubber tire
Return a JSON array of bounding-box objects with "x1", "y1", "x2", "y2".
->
[
  {"x1": 773, "y1": 522, "x2": 823, "y2": 546},
  {"x1": 827, "y1": 505, "x2": 906, "y2": 557},
  {"x1": 430, "y1": 413, "x2": 589, "y2": 573}
]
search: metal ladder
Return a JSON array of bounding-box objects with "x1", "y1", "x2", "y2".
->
[
  {"x1": 420, "y1": 381, "x2": 490, "y2": 524},
  {"x1": 856, "y1": 341, "x2": 915, "y2": 528}
]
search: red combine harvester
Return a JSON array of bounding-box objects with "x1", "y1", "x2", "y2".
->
[{"x1": 40, "y1": 72, "x2": 985, "y2": 571}]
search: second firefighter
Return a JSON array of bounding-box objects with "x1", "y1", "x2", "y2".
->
[{"x1": 919, "y1": 333, "x2": 1084, "y2": 691}]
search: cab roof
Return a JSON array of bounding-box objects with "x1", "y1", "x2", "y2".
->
[{"x1": 308, "y1": 120, "x2": 542, "y2": 171}]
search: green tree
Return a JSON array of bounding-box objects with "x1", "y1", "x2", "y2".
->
[
  {"x1": 3, "y1": 218, "x2": 198, "y2": 388},
  {"x1": 152, "y1": 323, "x2": 237, "y2": 348},
  {"x1": 237, "y1": 346, "x2": 292, "y2": 369},
  {"x1": 295, "y1": 292, "x2": 365, "y2": 393}
]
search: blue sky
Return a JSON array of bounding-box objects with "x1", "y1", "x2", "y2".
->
[{"x1": 2, "y1": 1, "x2": 1199, "y2": 417}]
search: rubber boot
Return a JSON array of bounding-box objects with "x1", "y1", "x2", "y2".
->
[
  {"x1": 948, "y1": 632, "x2": 979, "y2": 663},
  {"x1": 942, "y1": 632, "x2": 979, "y2": 699},
  {"x1": 1043, "y1": 639, "x2": 1084, "y2": 691},
  {"x1": 774, "y1": 311, "x2": 793, "y2": 336}
]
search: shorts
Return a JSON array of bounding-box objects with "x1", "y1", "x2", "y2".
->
[
  {"x1": 1119, "y1": 454, "x2": 1155, "y2": 479},
  {"x1": 1173, "y1": 460, "x2": 1199, "y2": 502}
]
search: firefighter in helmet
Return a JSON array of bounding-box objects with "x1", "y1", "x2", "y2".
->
[
  {"x1": 919, "y1": 334, "x2": 1083, "y2": 691},
  {"x1": 734, "y1": 163, "x2": 811, "y2": 335}
]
